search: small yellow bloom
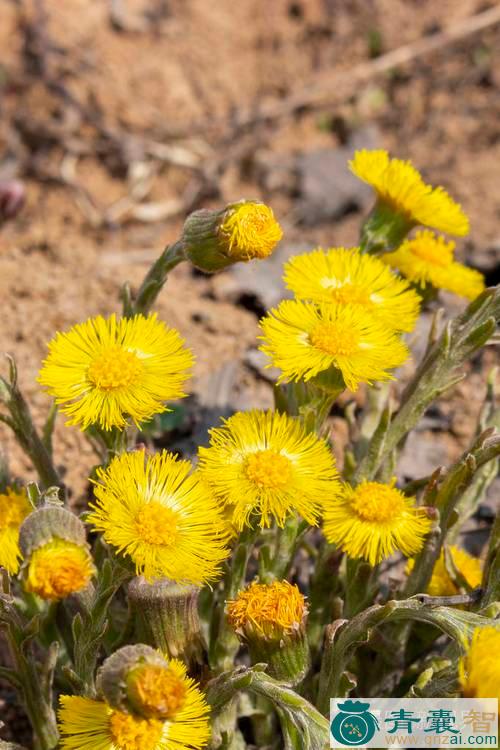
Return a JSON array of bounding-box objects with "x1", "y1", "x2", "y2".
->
[
  {"x1": 350, "y1": 149, "x2": 469, "y2": 236},
  {"x1": 382, "y1": 230, "x2": 485, "y2": 300},
  {"x1": 88, "y1": 450, "x2": 229, "y2": 583},
  {"x1": 59, "y1": 660, "x2": 210, "y2": 750},
  {"x1": 197, "y1": 409, "x2": 340, "y2": 529},
  {"x1": 322, "y1": 479, "x2": 432, "y2": 566},
  {"x1": 259, "y1": 300, "x2": 409, "y2": 392},
  {"x1": 127, "y1": 663, "x2": 187, "y2": 720},
  {"x1": 25, "y1": 538, "x2": 95, "y2": 600},
  {"x1": 218, "y1": 202, "x2": 283, "y2": 261},
  {"x1": 227, "y1": 580, "x2": 306, "y2": 640},
  {"x1": 417, "y1": 545, "x2": 483, "y2": 597},
  {"x1": 0, "y1": 487, "x2": 32, "y2": 574},
  {"x1": 38, "y1": 313, "x2": 194, "y2": 431},
  {"x1": 284, "y1": 247, "x2": 421, "y2": 332},
  {"x1": 459, "y1": 627, "x2": 500, "y2": 700}
]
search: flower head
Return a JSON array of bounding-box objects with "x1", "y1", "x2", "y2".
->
[
  {"x1": 227, "y1": 580, "x2": 306, "y2": 641},
  {"x1": 227, "y1": 580, "x2": 309, "y2": 684},
  {"x1": 182, "y1": 200, "x2": 282, "y2": 272},
  {"x1": 322, "y1": 479, "x2": 432, "y2": 566},
  {"x1": 58, "y1": 660, "x2": 210, "y2": 750},
  {"x1": 88, "y1": 450, "x2": 229, "y2": 583},
  {"x1": 284, "y1": 247, "x2": 421, "y2": 332},
  {"x1": 350, "y1": 149, "x2": 469, "y2": 236},
  {"x1": 197, "y1": 409, "x2": 340, "y2": 529},
  {"x1": 259, "y1": 300, "x2": 409, "y2": 392},
  {"x1": 416, "y1": 545, "x2": 483, "y2": 597},
  {"x1": 383, "y1": 230, "x2": 485, "y2": 300},
  {"x1": 38, "y1": 313, "x2": 194, "y2": 431},
  {"x1": 459, "y1": 627, "x2": 500, "y2": 700},
  {"x1": 25, "y1": 539, "x2": 94, "y2": 600},
  {"x1": 219, "y1": 202, "x2": 283, "y2": 261},
  {"x1": 0, "y1": 486, "x2": 32, "y2": 574}
]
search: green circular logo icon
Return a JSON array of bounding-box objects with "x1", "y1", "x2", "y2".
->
[{"x1": 330, "y1": 700, "x2": 379, "y2": 746}]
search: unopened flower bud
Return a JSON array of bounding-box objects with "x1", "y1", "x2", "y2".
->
[
  {"x1": 128, "y1": 577, "x2": 206, "y2": 671},
  {"x1": 97, "y1": 644, "x2": 189, "y2": 720},
  {"x1": 182, "y1": 200, "x2": 283, "y2": 273},
  {"x1": 227, "y1": 580, "x2": 310, "y2": 686},
  {"x1": 19, "y1": 504, "x2": 94, "y2": 600}
]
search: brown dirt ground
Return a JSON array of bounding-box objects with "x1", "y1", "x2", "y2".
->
[{"x1": 0, "y1": 0, "x2": 499, "y2": 744}]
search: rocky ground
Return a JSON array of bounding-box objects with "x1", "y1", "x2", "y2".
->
[{"x1": 0, "y1": 0, "x2": 499, "y2": 743}]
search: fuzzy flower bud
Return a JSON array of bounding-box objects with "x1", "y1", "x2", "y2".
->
[
  {"x1": 128, "y1": 577, "x2": 206, "y2": 671},
  {"x1": 182, "y1": 200, "x2": 283, "y2": 272},
  {"x1": 19, "y1": 504, "x2": 94, "y2": 600},
  {"x1": 227, "y1": 580, "x2": 310, "y2": 686},
  {"x1": 97, "y1": 644, "x2": 189, "y2": 720}
]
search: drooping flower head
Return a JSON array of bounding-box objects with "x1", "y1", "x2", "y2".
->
[
  {"x1": 382, "y1": 230, "x2": 485, "y2": 301},
  {"x1": 88, "y1": 450, "x2": 229, "y2": 583},
  {"x1": 350, "y1": 149, "x2": 469, "y2": 238},
  {"x1": 409, "y1": 545, "x2": 483, "y2": 597},
  {"x1": 19, "y1": 505, "x2": 95, "y2": 600},
  {"x1": 38, "y1": 313, "x2": 194, "y2": 431},
  {"x1": 459, "y1": 627, "x2": 500, "y2": 700},
  {"x1": 0, "y1": 486, "x2": 32, "y2": 574},
  {"x1": 59, "y1": 658, "x2": 210, "y2": 750},
  {"x1": 284, "y1": 247, "x2": 421, "y2": 332},
  {"x1": 197, "y1": 410, "x2": 340, "y2": 529},
  {"x1": 182, "y1": 200, "x2": 283, "y2": 272},
  {"x1": 322, "y1": 479, "x2": 432, "y2": 566},
  {"x1": 259, "y1": 300, "x2": 409, "y2": 392},
  {"x1": 227, "y1": 580, "x2": 309, "y2": 685}
]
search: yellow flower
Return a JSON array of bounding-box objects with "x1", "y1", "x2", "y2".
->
[
  {"x1": 459, "y1": 627, "x2": 500, "y2": 700},
  {"x1": 197, "y1": 409, "x2": 340, "y2": 529},
  {"x1": 0, "y1": 487, "x2": 32, "y2": 574},
  {"x1": 58, "y1": 660, "x2": 210, "y2": 750},
  {"x1": 219, "y1": 202, "x2": 283, "y2": 261},
  {"x1": 421, "y1": 545, "x2": 483, "y2": 597},
  {"x1": 382, "y1": 230, "x2": 485, "y2": 300},
  {"x1": 88, "y1": 450, "x2": 229, "y2": 583},
  {"x1": 38, "y1": 314, "x2": 194, "y2": 431},
  {"x1": 25, "y1": 538, "x2": 95, "y2": 600},
  {"x1": 259, "y1": 300, "x2": 409, "y2": 392},
  {"x1": 350, "y1": 149, "x2": 469, "y2": 236},
  {"x1": 322, "y1": 479, "x2": 432, "y2": 566},
  {"x1": 227, "y1": 580, "x2": 306, "y2": 640},
  {"x1": 284, "y1": 247, "x2": 421, "y2": 332}
]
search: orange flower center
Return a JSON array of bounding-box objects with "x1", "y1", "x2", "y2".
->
[
  {"x1": 109, "y1": 710, "x2": 164, "y2": 750},
  {"x1": 88, "y1": 347, "x2": 143, "y2": 391},
  {"x1": 127, "y1": 664, "x2": 187, "y2": 720},
  {"x1": 135, "y1": 502, "x2": 179, "y2": 546},
  {"x1": 310, "y1": 321, "x2": 359, "y2": 357},
  {"x1": 350, "y1": 482, "x2": 405, "y2": 523},
  {"x1": 26, "y1": 540, "x2": 94, "y2": 600},
  {"x1": 245, "y1": 450, "x2": 292, "y2": 490}
]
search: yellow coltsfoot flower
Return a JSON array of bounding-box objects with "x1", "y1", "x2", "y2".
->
[
  {"x1": 88, "y1": 450, "x2": 229, "y2": 583},
  {"x1": 182, "y1": 200, "x2": 283, "y2": 272},
  {"x1": 25, "y1": 539, "x2": 95, "y2": 600},
  {"x1": 382, "y1": 230, "x2": 485, "y2": 300},
  {"x1": 197, "y1": 409, "x2": 340, "y2": 529},
  {"x1": 58, "y1": 659, "x2": 210, "y2": 750},
  {"x1": 322, "y1": 479, "x2": 433, "y2": 566},
  {"x1": 0, "y1": 486, "x2": 32, "y2": 574},
  {"x1": 38, "y1": 313, "x2": 194, "y2": 431},
  {"x1": 459, "y1": 627, "x2": 500, "y2": 700},
  {"x1": 413, "y1": 545, "x2": 483, "y2": 597},
  {"x1": 259, "y1": 300, "x2": 409, "y2": 392},
  {"x1": 284, "y1": 246, "x2": 421, "y2": 332},
  {"x1": 227, "y1": 580, "x2": 309, "y2": 684}
]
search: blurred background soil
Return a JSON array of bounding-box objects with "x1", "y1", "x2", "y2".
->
[{"x1": 0, "y1": 0, "x2": 499, "y2": 742}]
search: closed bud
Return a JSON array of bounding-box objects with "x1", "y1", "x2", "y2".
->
[{"x1": 182, "y1": 200, "x2": 282, "y2": 273}]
